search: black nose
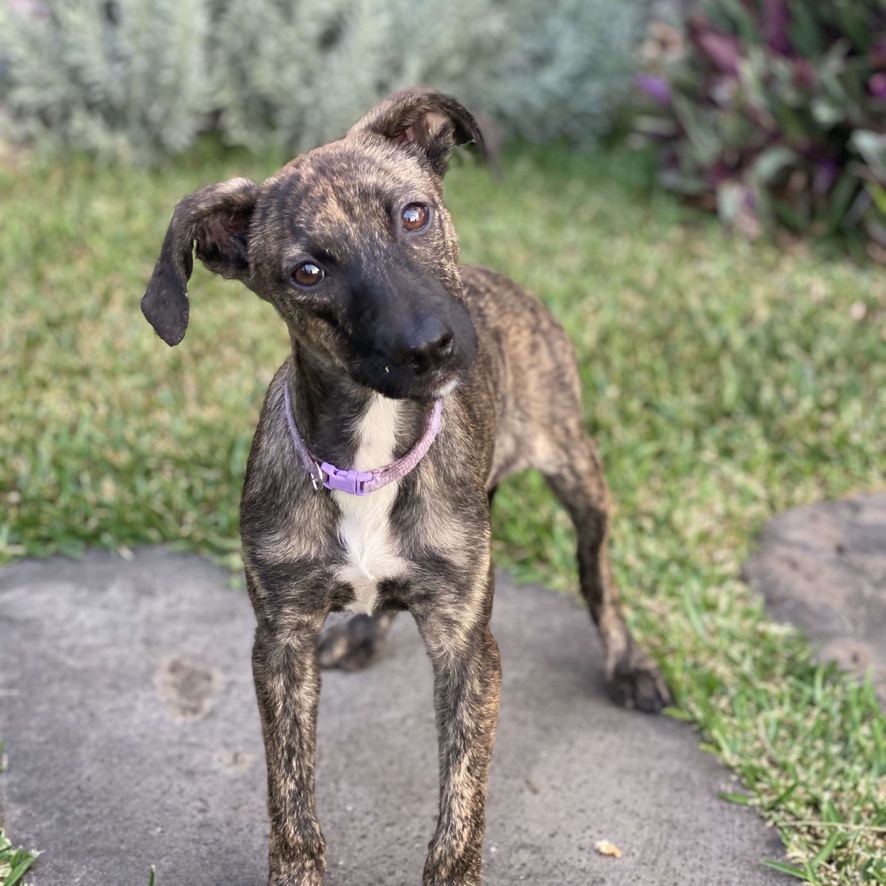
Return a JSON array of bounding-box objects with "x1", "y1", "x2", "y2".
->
[{"x1": 393, "y1": 316, "x2": 455, "y2": 375}]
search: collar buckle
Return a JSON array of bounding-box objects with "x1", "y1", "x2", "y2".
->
[{"x1": 320, "y1": 463, "x2": 373, "y2": 496}]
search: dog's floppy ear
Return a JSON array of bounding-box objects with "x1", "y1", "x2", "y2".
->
[
  {"x1": 141, "y1": 177, "x2": 259, "y2": 346},
  {"x1": 347, "y1": 88, "x2": 484, "y2": 177}
]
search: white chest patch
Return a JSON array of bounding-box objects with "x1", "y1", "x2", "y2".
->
[{"x1": 333, "y1": 395, "x2": 409, "y2": 614}]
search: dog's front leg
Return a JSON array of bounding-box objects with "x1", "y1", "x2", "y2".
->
[
  {"x1": 252, "y1": 611, "x2": 327, "y2": 886},
  {"x1": 415, "y1": 593, "x2": 502, "y2": 886}
]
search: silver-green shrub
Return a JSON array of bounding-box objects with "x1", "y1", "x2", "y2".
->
[
  {"x1": 480, "y1": 0, "x2": 646, "y2": 143},
  {"x1": 0, "y1": 0, "x2": 644, "y2": 163},
  {"x1": 209, "y1": 0, "x2": 505, "y2": 153},
  {"x1": 211, "y1": 0, "x2": 644, "y2": 151},
  {"x1": 0, "y1": 0, "x2": 210, "y2": 163}
]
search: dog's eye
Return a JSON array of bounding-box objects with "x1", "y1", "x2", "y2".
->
[
  {"x1": 401, "y1": 203, "x2": 431, "y2": 232},
  {"x1": 292, "y1": 262, "x2": 325, "y2": 287}
]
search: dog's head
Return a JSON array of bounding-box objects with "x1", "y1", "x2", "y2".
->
[{"x1": 141, "y1": 89, "x2": 483, "y2": 401}]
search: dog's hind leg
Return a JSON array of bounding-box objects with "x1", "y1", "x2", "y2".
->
[
  {"x1": 542, "y1": 431, "x2": 672, "y2": 713},
  {"x1": 317, "y1": 611, "x2": 397, "y2": 671}
]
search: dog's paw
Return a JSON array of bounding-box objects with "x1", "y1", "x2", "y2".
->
[
  {"x1": 317, "y1": 615, "x2": 379, "y2": 671},
  {"x1": 268, "y1": 872, "x2": 323, "y2": 886},
  {"x1": 606, "y1": 647, "x2": 672, "y2": 714},
  {"x1": 268, "y1": 854, "x2": 324, "y2": 886}
]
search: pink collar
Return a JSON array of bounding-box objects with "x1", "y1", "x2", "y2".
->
[{"x1": 283, "y1": 384, "x2": 443, "y2": 495}]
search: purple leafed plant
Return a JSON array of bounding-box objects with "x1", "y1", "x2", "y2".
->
[{"x1": 634, "y1": 0, "x2": 886, "y2": 258}]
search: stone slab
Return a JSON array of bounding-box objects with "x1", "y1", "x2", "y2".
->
[
  {"x1": 0, "y1": 549, "x2": 787, "y2": 885},
  {"x1": 743, "y1": 492, "x2": 886, "y2": 703}
]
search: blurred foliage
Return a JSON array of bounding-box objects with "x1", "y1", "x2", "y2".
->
[
  {"x1": 0, "y1": 0, "x2": 211, "y2": 164},
  {"x1": 0, "y1": 0, "x2": 643, "y2": 162},
  {"x1": 634, "y1": 0, "x2": 886, "y2": 259}
]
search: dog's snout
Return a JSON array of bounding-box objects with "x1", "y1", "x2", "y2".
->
[
  {"x1": 411, "y1": 330, "x2": 454, "y2": 371},
  {"x1": 395, "y1": 317, "x2": 455, "y2": 374}
]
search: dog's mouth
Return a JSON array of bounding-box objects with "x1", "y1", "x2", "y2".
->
[
  {"x1": 428, "y1": 369, "x2": 462, "y2": 398},
  {"x1": 352, "y1": 360, "x2": 468, "y2": 402}
]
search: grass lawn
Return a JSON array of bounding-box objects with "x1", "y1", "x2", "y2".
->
[
  {"x1": 1, "y1": 142, "x2": 884, "y2": 884},
  {"x1": 0, "y1": 833, "x2": 36, "y2": 886}
]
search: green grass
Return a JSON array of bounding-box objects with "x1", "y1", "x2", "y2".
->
[
  {"x1": 0, "y1": 747, "x2": 38, "y2": 886},
  {"x1": 0, "y1": 829, "x2": 38, "y2": 886},
  {"x1": 1, "y1": 141, "x2": 885, "y2": 883}
]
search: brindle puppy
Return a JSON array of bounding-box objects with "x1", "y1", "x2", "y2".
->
[{"x1": 141, "y1": 89, "x2": 671, "y2": 886}]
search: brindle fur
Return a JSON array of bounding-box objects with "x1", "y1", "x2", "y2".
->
[{"x1": 142, "y1": 88, "x2": 671, "y2": 886}]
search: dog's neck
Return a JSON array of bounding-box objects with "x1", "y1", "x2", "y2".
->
[{"x1": 286, "y1": 340, "x2": 421, "y2": 471}]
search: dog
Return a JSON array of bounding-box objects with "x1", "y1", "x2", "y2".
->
[{"x1": 141, "y1": 88, "x2": 671, "y2": 886}]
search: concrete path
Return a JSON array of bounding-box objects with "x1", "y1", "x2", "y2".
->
[
  {"x1": 744, "y1": 492, "x2": 886, "y2": 704},
  {"x1": 0, "y1": 549, "x2": 785, "y2": 886}
]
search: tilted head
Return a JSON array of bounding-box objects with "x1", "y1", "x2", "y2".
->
[{"x1": 141, "y1": 89, "x2": 484, "y2": 401}]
